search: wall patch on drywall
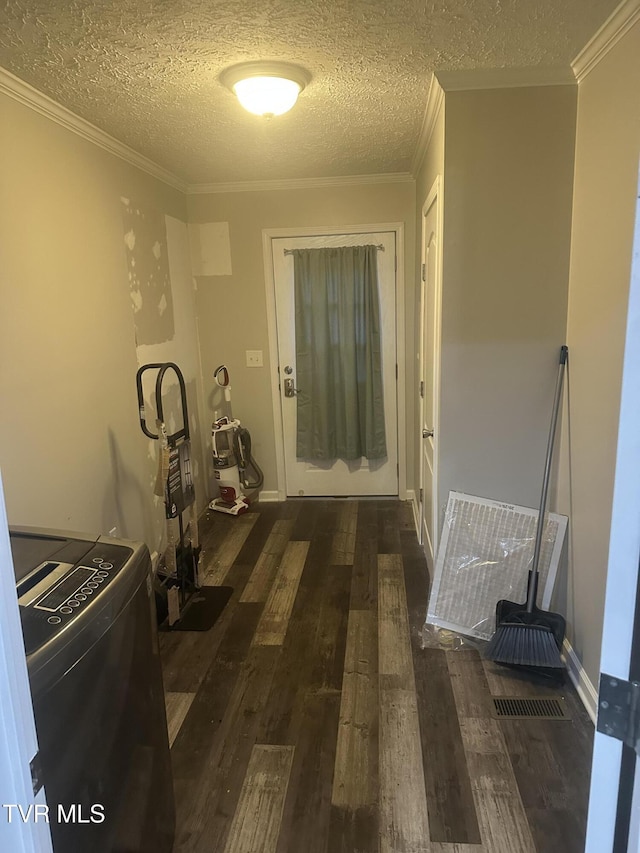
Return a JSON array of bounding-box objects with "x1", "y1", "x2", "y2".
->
[
  {"x1": 122, "y1": 198, "x2": 175, "y2": 344},
  {"x1": 188, "y1": 222, "x2": 232, "y2": 276}
]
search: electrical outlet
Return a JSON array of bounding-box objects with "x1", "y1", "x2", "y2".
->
[{"x1": 246, "y1": 349, "x2": 263, "y2": 368}]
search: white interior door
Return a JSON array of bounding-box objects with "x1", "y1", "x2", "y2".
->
[
  {"x1": 272, "y1": 230, "x2": 398, "y2": 497},
  {"x1": 419, "y1": 181, "x2": 442, "y2": 566},
  {"x1": 0, "y1": 470, "x2": 53, "y2": 852}
]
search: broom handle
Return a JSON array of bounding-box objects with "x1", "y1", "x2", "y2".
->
[{"x1": 526, "y1": 345, "x2": 568, "y2": 612}]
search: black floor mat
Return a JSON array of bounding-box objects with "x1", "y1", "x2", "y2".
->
[{"x1": 166, "y1": 586, "x2": 233, "y2": 632}]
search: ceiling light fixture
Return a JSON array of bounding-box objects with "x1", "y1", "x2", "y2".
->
[{"x1": 221, "y1": 61, "x2": 311, "y2": 118}]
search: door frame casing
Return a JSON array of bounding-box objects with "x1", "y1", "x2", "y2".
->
[
  {"x1": 418, "y1": 176, "x2": 444, "y2": 564},
  {"x1": 262, "y1": 222, "x2": 407, "y2": 501},
  {"x1": 0, "y1": 469, "x2": 54, "y2": 852},
  {"x1": 584, "y1": 166, "x2": 640, "y2": 852}
]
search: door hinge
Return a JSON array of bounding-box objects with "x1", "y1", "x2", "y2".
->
[
  {"x1": 419, "y1": 380, "x2": 424, "y2": 398},
  {"x1": 395, "y1": 364, "x2": 398, "y2": 380},
  {"x1": 597, "y1": 673, "x2": 640, "y2": 755},
  {"x1": 421, "y1": 263, "x2": 426, "y2": 282},
  {"x1": 30, "y1": 751, "x2": 44, "y2": 796},
  {"x1": 419, "y1": 488, "x2": 423, "y2": 503},
  {"x1": 394, "y1": 255, "x2": 398, "y2": 272}
]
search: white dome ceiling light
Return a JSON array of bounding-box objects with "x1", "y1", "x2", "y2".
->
[{"x1": 221, "y1": 61, "x2": 311, "y2": 118}]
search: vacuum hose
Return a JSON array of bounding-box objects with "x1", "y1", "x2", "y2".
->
[{"x1": 235, "y1": 428, "x2": 264, "y2": 491}]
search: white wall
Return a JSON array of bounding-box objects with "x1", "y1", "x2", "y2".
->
[{"x1": 132, "y1": 213, "x2": 208, "y2": 549}]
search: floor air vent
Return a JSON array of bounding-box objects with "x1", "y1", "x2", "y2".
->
[{"x1": 492, "y1": 696, "x2": 570, "y2": 720}]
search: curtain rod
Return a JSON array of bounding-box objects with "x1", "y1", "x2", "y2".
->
[{"x1": 284, "y1": 243, "x2": 384, "y2": 255}]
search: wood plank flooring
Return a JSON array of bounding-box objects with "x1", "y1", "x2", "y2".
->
[{"x1": 160, "y1": 499, "x2": 593, "y2": 853}]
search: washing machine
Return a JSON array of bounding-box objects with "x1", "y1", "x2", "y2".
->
[{"x1": 10, "y1": 526, "x2": 175, "y2": 853}]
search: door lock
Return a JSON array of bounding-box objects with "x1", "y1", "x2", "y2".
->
[
  {"x1": 284, "y1": 378, "x2": 298, "y2": 397},
  {"x1": 422, "y1": 428, "x2": 434, "y2": 438}
]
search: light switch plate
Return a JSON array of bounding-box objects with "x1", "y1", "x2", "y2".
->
[{"x1": 246, "y1": 349, "x2": 263, "y2": 367}]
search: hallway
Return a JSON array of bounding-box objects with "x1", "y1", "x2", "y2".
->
[{"x1": 160, "y1": 499, "x2": 593, "y2": 853}]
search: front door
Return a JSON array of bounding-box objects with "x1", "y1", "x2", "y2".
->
[
  {"x1": 419, "y1": 181, "x2": 442, "y2": 565},
  {"x1": 272, "y1": 230, "x2": 398, "y2": 497}
]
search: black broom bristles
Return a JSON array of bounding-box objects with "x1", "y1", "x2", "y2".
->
[{"x1": 485, "y1": 621, "x2": 564, "y2": 668}]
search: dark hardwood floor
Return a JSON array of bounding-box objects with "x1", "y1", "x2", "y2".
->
[{"x1": 159, "y1": 499, "x2": 593, "y2": 853}]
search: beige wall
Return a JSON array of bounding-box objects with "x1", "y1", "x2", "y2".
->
[
  {"x1": 437, "y1": 85, "x2": 576, "y2": 523},
  {"x1": 187, "y1": 182, "x2": 416, "y2": 498},
  {"x1": 0, "y1": 93, "x2": 416, "y2": 550},
  {"x1": 0, "y1": 94, "x2": 205, "y2": 555},
  {"x1": 557, "y1": 19, "x2": 640, "y2": 689},
  {"x1": 6, "y1": 38, "x2": 636, "y2": 705}
]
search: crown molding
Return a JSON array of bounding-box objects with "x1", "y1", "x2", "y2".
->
[
  {"x1": 435, "y1": 65, "x2": 576, "y2": 92},
  {"x1": 0, "y1": 66, "x2": 187, "y2": 192},
  {"x1": 187, "y1": 172, "x2": 415, "y2": 194},
  {"x1": 411, "y1": 73, "x2": 445, "y2": 178},
  {"x1": 572, "y1": 0, "x2": 640, "y2": 82}
]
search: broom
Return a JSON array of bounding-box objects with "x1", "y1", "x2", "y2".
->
[{"x1": 484, "y1": 345, "x2": 568, "y2": 669}]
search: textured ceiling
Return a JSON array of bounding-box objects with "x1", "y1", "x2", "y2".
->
[{"x1": 0, "y1": 0, "x2": 620, "y2": 186}]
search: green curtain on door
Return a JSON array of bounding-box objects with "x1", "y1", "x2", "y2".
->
[{"x1": 292, "y1": 244, "x2": 387, "y2": 461}]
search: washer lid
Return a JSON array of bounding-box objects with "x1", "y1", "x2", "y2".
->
[{"x1": 9, "y1": 528, "x2": 97, "y2": 582}]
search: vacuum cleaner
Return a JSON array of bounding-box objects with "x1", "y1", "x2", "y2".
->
[{"x1": 209, "y1": 364, "x2": 264, "y2": 516}]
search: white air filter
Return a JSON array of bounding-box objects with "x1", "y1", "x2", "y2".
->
[{"x1": 426, "y1": 491, "x2": 568, "y2": 641}]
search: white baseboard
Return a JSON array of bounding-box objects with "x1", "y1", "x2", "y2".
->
[
  {"x1": 563, "y1": 637, "x2": 598, "y2": 724},
  {"x1": 258, "y1": 490, "x2": 282, "y2": 503},
  {"x1": 406, "y1": 489, "x2": 421, "y2": 536}
]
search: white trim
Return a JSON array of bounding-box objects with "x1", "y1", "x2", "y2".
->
[
  {"x1": 406, "y1": 489, "x2": 421, "y2": 536},
  {"x1": 257, "y1": 490, "x2": 282, "y2": 503},
  {"x1": 188, "y1": 173, "x2": 414, "y2": 195},
  {"x1": 262, "y1": 223, "x2": 407, "y2": 500},
  {"x1": 411, "y1": 74, "x2": 445, "y2": 178},
  {"x1": 435, "y1": 66, "x2": 576, "y2": 92},
  {"x1": 418, "y1": 176, "x2": 444, "y2": 563},
  {"x1": 395, "y1": 225, "x2": 408, "y2": 501},
  {"x1": 572, "y1": 0, "x2": 640, "y2": 82},
  {"x1": 562, "y1": 637, "x2": 598, "y2": 724},
  {"x1": 584, "y1": 166, "x2": 640, "y2": 853},
  {"x1": 0, "y1": 471, "x2": 53, "y2": 852},
  {"x1": 0, "y1": 63, "x2": 416, "y2": 196},
  {"x1": 262, "y1": 232, "x2": 288, "y2": 503},
  {"x1": 0, "y1": 66, "x2": 186, "y2": 191}
]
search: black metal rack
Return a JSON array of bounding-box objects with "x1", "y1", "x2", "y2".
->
[{"x1": 136, "y1": 362, "x2": 199, "y2": 620}]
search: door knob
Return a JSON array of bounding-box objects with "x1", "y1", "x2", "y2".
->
[{"x1": 422, "y1": 428, "x2": 434, "y2": 438}]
